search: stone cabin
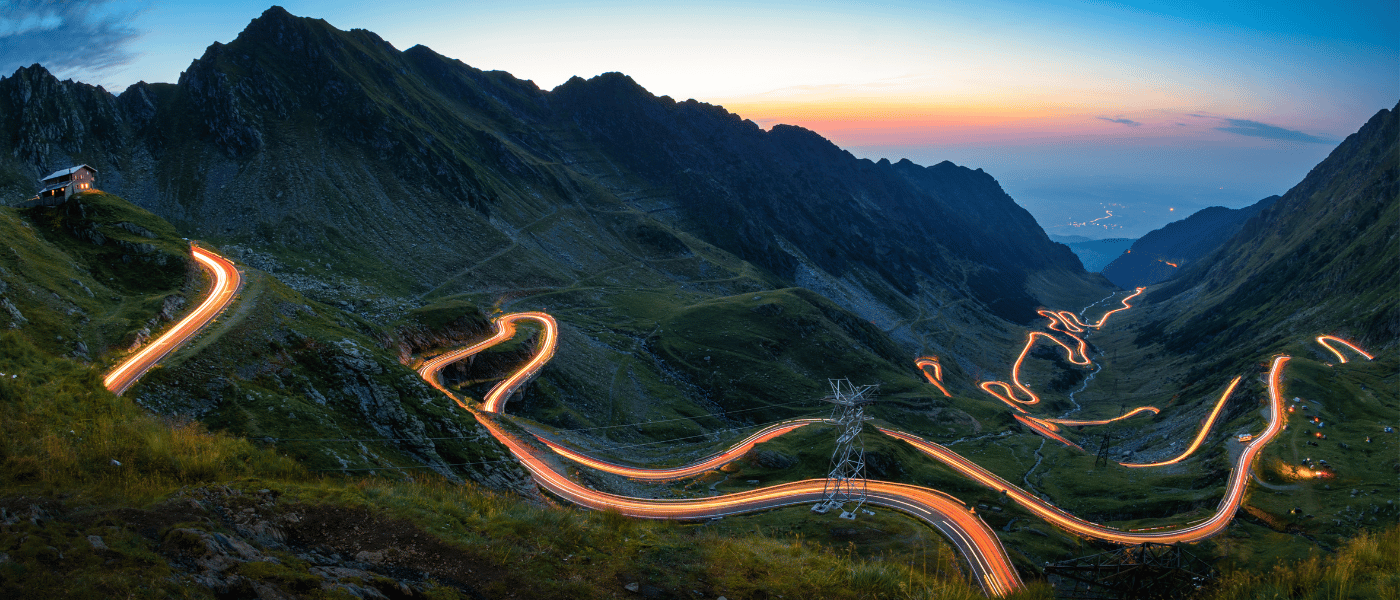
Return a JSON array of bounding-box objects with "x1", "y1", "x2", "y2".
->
[{"x1": 38, "y1": 165, "x2": 99, "y2": 200}]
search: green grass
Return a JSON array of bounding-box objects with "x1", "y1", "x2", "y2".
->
[{"x1": 1204, "y1": 525, "x2": 1399, "y2": 600}]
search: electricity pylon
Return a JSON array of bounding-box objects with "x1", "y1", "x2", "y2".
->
[{"x1": 812, "y1": 378, "x2": 878, "y2": 520}]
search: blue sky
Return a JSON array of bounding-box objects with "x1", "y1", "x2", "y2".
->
[{"x1": 1, "y1": 0, "x2": 1395, "y2": 238}]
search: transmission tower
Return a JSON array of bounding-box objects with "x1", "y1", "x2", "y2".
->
[
  {"x1": 1094, "y1": 432, "x2": 1113, "y2": 468},
  {"x1": 812, "y1": 378, "x2": 878, "y2": 520}
]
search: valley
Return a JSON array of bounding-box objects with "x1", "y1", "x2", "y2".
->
[{"x1": 0, "y1": 7, "x2": 1394, "y2": 600}]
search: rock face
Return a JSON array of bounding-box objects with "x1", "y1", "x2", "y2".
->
[
  {"x1": 1100, "y1": 196, "x2": 1278, "y2": 289},
  {"x1": 0, "y1": 5, "x2": 1098, "y2": 330}
]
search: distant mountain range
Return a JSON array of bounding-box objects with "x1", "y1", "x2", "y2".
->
[{"x1": 1100, "y1": 196, "x2": 1278, "y2": 288}]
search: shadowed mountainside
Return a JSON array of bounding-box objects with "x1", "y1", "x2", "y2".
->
[
  {"x1": 1137, "y1": 101, "x2": 1398, "y2": 370},
  {"x1": 1100, "y1": 196, "x2": 1278, "y2": 288},
  {"x1": 1058, "y1": 237, "x2": 1135, "y2": 273}
]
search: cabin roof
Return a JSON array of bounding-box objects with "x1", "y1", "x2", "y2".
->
[
  {"x1": 40, "y1": 164, "x2": 98, "y2": 182},
  {"x1": 38, "y1": 180, "x2": 71, "y2": 193}
]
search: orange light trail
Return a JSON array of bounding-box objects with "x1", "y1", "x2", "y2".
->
[
  {"x1": 1012, "y1": 415, "x2": 1083, "y2": 450},
  {"x1": 1121, "y1": 377, "x2": 1240, "y2": 468},
  {"x1": 99, "y1": 242, "x2": 1328, "y2": 594},
  {"x1": 536, "y1": 418, "x2": 824, "y2": 481},
  {"x1": 977, "y1": 311, "x2": 1092, "y2": 407},
  {"x1": 975, "y1": 287, "x2": 1160, "y2": 446},
  {"x1": 1044, "y1": 406, "x2": 1160, "y2": 427},
  {"x1": 1055, "y1": 287, "x2": 1145, "y2": 330},
  {"x1": 416, "y1": 312, "x2": 557, "y2": 413},
  {"x1": 880, "y1": 355, "x2": 1288, "y2": 544},
  {"x1": 1315, "y1": 335, "x2": 1373, "y2": 363},
  {"x1": 915, "y1": 356, "x2": 953, "y2": 397},
  {"x1": 418, "y1": 312, "x2": 1024, "y2": 596},
  {"x1": 104, "y1": 245, "x2": 241, "y2": 395}
]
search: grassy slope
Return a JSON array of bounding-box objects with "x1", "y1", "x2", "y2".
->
[{"x1": 3, "y1": 192, "x2": 1052, "y2": 599}]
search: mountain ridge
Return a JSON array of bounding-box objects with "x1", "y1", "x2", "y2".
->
[{"x1": 1100, "y1": 195, "x2": 1278, "y2": 288}]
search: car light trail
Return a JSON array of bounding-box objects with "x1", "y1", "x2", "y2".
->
[
  {"x1": 1044, "y1": 406, "x2": 1159, "y2": 427},
  {"x1": 419, "y1": 312, "x2": 1024, "y2": 596},
  {"x1": 975, "y1": 287, "x2": 1159, "y2": 447},
  {"x1": 881, "y1": 356, "x2": 1288, "y2": 545},
  {"x1": 1315, "y1": 335, "x2": 1373, "y2": 363},
  {"x1": 416, "y1": 312, "x2": 557, "y2": 413},
  {"x1": 104, "y1": 245, "x2": 241, "y2": 395},
  {"x1": 1012, "y1": 415, "x2": 1083, "y2": 450},
  {"x1": 916, "y1": 356, "x2": 953, "y2": 397},
  {"x1": 100, "y1": 239, "x2": 1340, "y2": 596},
  {"x1": 535, "y1": 418, "x2": 824, "y2": 481},
  {"x1": 1121, "y1": 377, "x2": 1240, "y2": 468},
  {"x1": 1057, "y1": 287, "x2": 1145, "y2": 329}
]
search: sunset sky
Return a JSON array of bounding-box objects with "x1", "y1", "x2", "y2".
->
[{"x1": 2, "y1": 0, "x2": 1395, "y2": 238}]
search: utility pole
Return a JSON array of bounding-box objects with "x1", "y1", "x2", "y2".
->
[{"x1": 812, "y1": 378, "x2": 878, "y2": 520}]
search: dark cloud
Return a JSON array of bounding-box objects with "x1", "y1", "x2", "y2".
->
[
  {"x1": 0, "y1": 0, "x2": 144, "y2": 81},
  {"x1": 1098, "y1": 117, "x2": 1141, "y2": 127},
  {"x1": 1215, "y1": 119, "x2": 1335, "y2": 144}
]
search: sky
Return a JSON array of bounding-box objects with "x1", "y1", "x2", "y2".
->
[{"x1": 1, "y1": 0, "x2": 1396, "y2": 238}]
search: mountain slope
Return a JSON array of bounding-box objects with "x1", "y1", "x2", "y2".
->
[
  {"x1": 0, "y1": 6, "x2": 1112, "y2": 446},
  {"x1": 1100, "y1": 196, "x2": 1278, "y2": 288},
  {"x1": 1139, "y1": 101, "x2": 1398, "y2": 365},
  {"x1": 1062, "y1": 237, "x2": 1135, "y2": 272}
]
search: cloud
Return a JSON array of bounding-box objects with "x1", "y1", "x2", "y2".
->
[
  {"x1": 0, "y1": 0, "x2": 144, "y2": 83},
  {"x1": 1214, "y1": 119, "x2": 1335, "y2": 144},
  {"x1": 1098, "y1": 116, "x2": 1141, "y2": 127}
]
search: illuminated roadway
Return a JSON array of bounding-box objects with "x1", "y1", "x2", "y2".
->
[
  {"x1": 879, "y1": 355, "x2": 1294, "y2": 543},
  {"x1": 415, "y1": 309, "x2": 1376, "y2": 595},
  {"x1": 915, "y1": 357, "x2": 953, "y2": 397},
  {"x1": 419, "y1": 313, "x2": 1024, "y2": 596},
  {"x1": 965, "y1": 287, "x2": 1247, "y2": 469},
  {"x1": 103, "y1": 245, "x2": 241, "y2": 396},
  {"x1": 99, "y1": 244, "x2": 1379, "y2": 597},
  {"x1": 536, "y1": 418, "x2": 825, "y2": 481},
  {"x1": 1316, "y1": 335, "x2": 1373, "y2": 363}
]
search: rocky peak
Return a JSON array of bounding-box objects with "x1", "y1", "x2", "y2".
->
[{"x1": 0, "y1": 64, "x2": 125, "y2": 171}]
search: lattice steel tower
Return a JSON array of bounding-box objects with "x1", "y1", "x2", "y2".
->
[{"x1": 812, "y1": 378, "x2": 878, "y2": 520}]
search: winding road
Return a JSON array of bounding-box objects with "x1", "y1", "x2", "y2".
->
[
  {"x1": 106, "y1": 246, "x2": 1379, "y2": 597},
  {"x1": 103, "y1": 245, "x2": 241, "y2": 396}
]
